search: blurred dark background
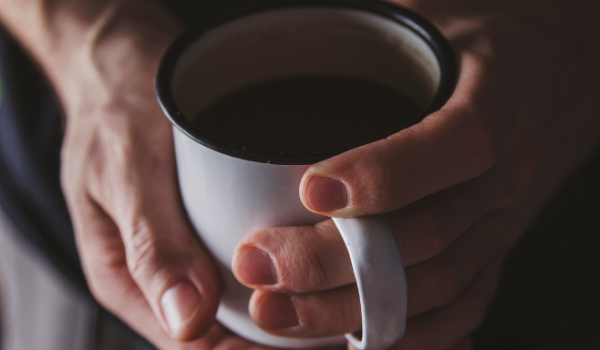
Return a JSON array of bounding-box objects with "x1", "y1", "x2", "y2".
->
[{"x1": 473, "y1": 147, "x2": 600, "y2": 349}]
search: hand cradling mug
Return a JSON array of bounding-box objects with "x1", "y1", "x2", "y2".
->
[{"x1": 156, "y1": 1, "x2": 455, "y2": 349}]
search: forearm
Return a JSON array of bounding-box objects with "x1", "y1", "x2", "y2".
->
[
  {"x1": 0, "y1": 1, "x2": 108, "y2": 85},
  {"x1": 0, "y1": 0, "x2": 182, "y2": 109}
]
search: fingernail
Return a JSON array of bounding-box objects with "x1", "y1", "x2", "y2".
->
[
  {"x1": 256, "y1": 293, "x2": 299, "y2": 329},
  {"x1": 235, "y1": 247, "x2": 278, "y2": 285},
  {"x1": 305, "y1": 176, "x2": 348, "y2": 212},
  {"x1": 160, "y1": 280, "x2": 201, "y2": 335}
]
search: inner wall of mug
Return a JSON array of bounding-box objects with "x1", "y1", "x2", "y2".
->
[{"x1": 172, "y1": 7, "x2": 441, "y2": 119}]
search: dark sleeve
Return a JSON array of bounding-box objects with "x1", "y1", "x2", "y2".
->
[
  {"x1": 0, "y1": 0, "x2": 241, "y2": 296},
  {"x1": 0, "y1": 24, "x2": 87, "y2": 291}
]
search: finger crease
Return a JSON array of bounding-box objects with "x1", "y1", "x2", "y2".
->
[{"x1": 314, "y1": 254, "x2": 331, "y2": 286}]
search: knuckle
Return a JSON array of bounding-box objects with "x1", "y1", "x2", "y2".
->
[
  {"x1": 306, "y1": 250, "x2": 335, "y2": 288},
  {"x1": 334, "y1": 147, "x2": 394, "y2": 211},
  {"x1": 124, "y1": 219, "x2": 174, "y2": 282},
  {"x1": 261, "y1": 225, "x2": 344, "y2": 291},
  {"x1": 304, "y1": 232, "x2": 339, "y2": 288},
  {"x1": 302, "y1": 234, "x2": 348, "y2": 290},
  {"x1": 362, "y1": 162, "x2": 394, "y2": 206},
  {"x1": 361, "y1": 152, "x2": 406, "y2": 211},
  {"x1": 127, "y1": 237, "x2": 159, "y2": 281},
  {"x1": 280, "y1": 244, "x2": 331, "y2": 290}
]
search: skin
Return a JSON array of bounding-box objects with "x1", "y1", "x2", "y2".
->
[{"x1": 1, "y1": 0, "x2": 599, "y2": 349}]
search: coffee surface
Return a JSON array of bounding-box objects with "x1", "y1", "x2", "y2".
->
[{"x1": 192, "y1": 76, "x2": 424, "y2": 153}]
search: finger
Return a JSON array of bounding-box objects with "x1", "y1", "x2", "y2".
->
[
  {"x1": 107, "y1": 188, "x2": 220, "y2": 341},
  {"x1": 239, "y1": 208, "x2": 519, "y2": 338},
  {"x1": 238, "y1": 196, "x2": 515, "y2": 340},
  {"x1": 404, "y1": 208, "x2": 522, "y2": 316},
  {"x1": 300, "y1": 54, "x2": 515, "y2": 217},
  {"x1": 392, "y1": 250, "x2": 507, "y2": 350},
  {"x1": 79, "y1": 131, "x2": 221, "y2": 341},
  {"x1": 70, "y1": 195, "x2": 206, "y2": 349},
  {"x1": 233, "y1": 169, "x2": 513, "y2": 293},
  {"x1": 247, "y1": 247, "x2": 506, "y2": 340},
  {"x1": 233, "y1": 220, "x2": 354, "y2": 292},
  {"x1": 386, "y1": 167, "x2": 515, "y2": 266},
  {"x1": 249, "y1": 284, "x2": 361, "y2": 338},
  {"x1": 232, "y1": 184, "x2": 495, "y2": 293}
]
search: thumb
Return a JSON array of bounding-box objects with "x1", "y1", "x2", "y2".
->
[{"x1": 87, "y1": 159, "x2": 221, "y2": 341}]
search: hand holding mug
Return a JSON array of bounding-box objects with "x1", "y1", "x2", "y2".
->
[
  {"x1": 157, "y1": 1, "x2": 455, "y2": 348},
  {"x1": 16, "y1": 0, "x2": 599, "y2": 349},
  {"x1": 230, "y1": 1, "x2": 600, "y2": 349}
]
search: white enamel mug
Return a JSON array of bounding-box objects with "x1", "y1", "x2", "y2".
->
[{"x1": 156, "y1": 1, "x2": 455, "y2": 349}]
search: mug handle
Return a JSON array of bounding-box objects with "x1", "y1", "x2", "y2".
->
[{"x1": 333, "y1": 216, "x2": 407, "y2": 350}]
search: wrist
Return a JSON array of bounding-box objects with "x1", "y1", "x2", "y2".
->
[
  {"x1": 0, "y1": 0, "x2": 182, "y2": 116},
  {"x1": 47, "y1": 1, "x2": 182, "y2": 115}
]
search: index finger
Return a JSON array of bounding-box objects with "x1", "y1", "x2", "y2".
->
[{"x1": 300, "y1": 54, "x2": 514, "y2": 217}]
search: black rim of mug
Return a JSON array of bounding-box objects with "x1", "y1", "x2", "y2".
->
[{"x1": 156, "y1": 0, "x2": 457, "y2": 165}]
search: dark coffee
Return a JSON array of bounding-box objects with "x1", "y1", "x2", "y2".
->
[{"x1": 192, "y1": 76, "x2": 424, "y2": 153}]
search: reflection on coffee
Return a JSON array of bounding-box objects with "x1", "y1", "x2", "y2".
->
[{"x1": 192, "y1": 76, "x2": 424, "y2": 153}]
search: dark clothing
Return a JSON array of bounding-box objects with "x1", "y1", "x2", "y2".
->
[
  {"x1": 0, "y1": 1, "x2": 599, "y2": 349},
  {"x1": 0, "y1": 24, "x2": 85, "y2": 290},
  {"x1": 0, "y1": 3, "x2": 232, "y2": 348},
  {"x1": 0, "y1": 0, "x2": 248, "y2": 294}
]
